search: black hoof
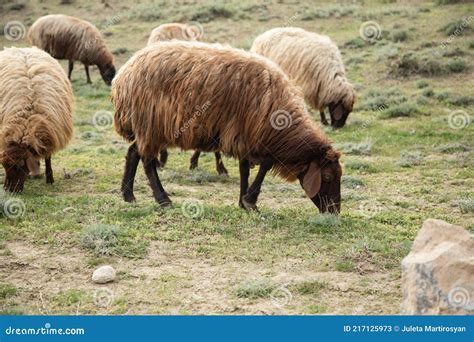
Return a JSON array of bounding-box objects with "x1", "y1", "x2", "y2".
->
[{"x1": 123, "y1": 193, "x2": 136, "y2": 203}]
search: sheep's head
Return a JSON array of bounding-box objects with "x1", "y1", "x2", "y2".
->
[
  {"x1": 99, "y1": 62, "x2": 116, "y2": 86},
  {"x1": 328, "y1": 101, "x2": 352, "y2": 129},
  {"x1": 298, "y1": 147, "x2": 342, "y2": 214},
  {"x1": 0, "y1": 143, "x2": 33, "y2": 193}
]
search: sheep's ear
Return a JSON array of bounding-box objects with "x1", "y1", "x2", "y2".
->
[
  {"x1": 303, "y1": 161, "x2": 321, "y2": 198},
  {"x1": 332, "y1": 103, "x2": 345, "y2": 121}
]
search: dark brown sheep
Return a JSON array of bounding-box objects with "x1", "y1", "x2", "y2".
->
[
  {"x1": 112, "y1": 42, "x2": 342, "y2": 213},
  {"x1": 28, "y1": 14, "x2": 116, "y2": 85}
]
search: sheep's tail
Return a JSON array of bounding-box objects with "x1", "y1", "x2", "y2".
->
[{"x1": 112, "y1": 86, "x2": 134, "y2": 142}]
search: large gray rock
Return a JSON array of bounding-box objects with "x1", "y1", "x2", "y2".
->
[{"x1": 401, "y1": 219, "x2": 473, "y2": 314}]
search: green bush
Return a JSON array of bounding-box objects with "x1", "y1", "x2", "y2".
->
[
  {"x1": 447, "y1": 58, "x2": 467, "y2": 73},
  {"x1": 390, "y1": 29, "x2": 408, "y2": 42},
  {"x1": 422, "y1": 88, "x2": 435, "y2": 97},
  {"x1": 382, "y1": 103, "x2": 419, "y2": 118},
  {"x1": 344, "y1": 37, "x2": 365, "y2": 49},
  {"x1": 416, "y1": 80, "x2": 429, "y2": 88}
]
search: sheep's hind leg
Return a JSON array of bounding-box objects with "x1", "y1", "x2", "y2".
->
[
  {"x1": 238, "y1": 159, "x2": 250, "y2": 209},
  {"x1": 45, "y1": 156, "x2": 54, "y2": 184},
  {"x1": 189, "y1": 151, "x2": 200, "y2": 170},
  {"x1": 142, "y1": 157, "x2": 172, "y2": 207},
  {"x1": 84, "y1": 64, "x2": 92, "y2": 84},
  {"x1": 122, "y1": 143, "x2": 140, "y2": 202},
  {"x1": 320, "y1": 111, "x2": 329, "y2": 126},
  {"x1": 215, "y1": 152, "x2": 228, "y2": 176},
  {"x1": 242, "y1": 158, "x2": 273, "y2": 211},
  {"x1": 68, "y1": 60, "x2": 74, "y2": 80}
]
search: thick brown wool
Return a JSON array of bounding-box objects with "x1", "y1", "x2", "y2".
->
[
  {"x1": 28, "y1": 14, "x2": 114, "y2": 69},
  {"x1": 112, "y1": 41, "x2": 335, "y2": 181},
  {"x1": 0, "y1": 47, "x2": 74, "y2": 161}
]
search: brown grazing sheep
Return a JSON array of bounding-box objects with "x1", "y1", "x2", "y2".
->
[
  {"x1": 112, "y1": 42, "x2": 342, "y2": 213},
  {"x1": 0, "y1": 47, "x2": 74, "y2": 192},
  {"x1": 147, "y1": 23, "x2": 226, "y2": 175},
  {"x1": 28, "y1": 14, "x2": 116, "y2": 85},
  {"x1": 251, "y1": 27, "x2": 356, "y2": 128}
]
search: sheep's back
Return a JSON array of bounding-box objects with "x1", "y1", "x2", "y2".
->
[
  {"x1": 112, "y1": 41, "x2": 307, "y2": 159},
  {"x1": 251, "y1": 27, "x2": 346, "y2": 110},
  {"x1": 0, "y1": 47, "x2": 73, "y2": 156},
  {"x1": 28, "y1": 14, "x2": 103, "y2": 64},
  {"x1": 147, "y1": 23, "x2": 197, "y2": 45}
]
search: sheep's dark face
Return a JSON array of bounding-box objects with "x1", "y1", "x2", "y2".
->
[
  {"x1": 328, "y1": 101, "x2": 351, "y2": 129},
  {"x1": 1, "y1": 146, "x2": 30, "y2": 193},
  {"x1": 299, "y1": 152, "x2": 342, "y2": 214},
  {"x1": 99, "y1": 63, "x2": 116, "y2": 85}
]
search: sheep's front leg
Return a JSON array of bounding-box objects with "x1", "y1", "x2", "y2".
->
[
  {"x1": 239, "y1": 159, "x2": 250, "y2": 209},
  {"x1": 189, "y1": 150, "x2": 201, "y2": 170},
  {"x1": 142, "y1": 157, "x2": 172, "y2": 207},
  {"x1": 159, "y1": 149, "x2": 168, "y2": 168},
  {"x1": 45, "y1": 156, "x2": 54, "y2": 184},
  {"x1": 122, "y1": 143, "x2": 140, "y2": 202},
  {"x1": 241, "y1": 158, "x2": 273, "y2": 211},
  {"x1": 320, "y1": 111, "x2": 329, "y2": 126},
  {"x1": 68, "y1": 60, "x2": 74, "y2": 80},
  {"x1": 215, "y1": 152, "x2": 228, "y2": 176}
]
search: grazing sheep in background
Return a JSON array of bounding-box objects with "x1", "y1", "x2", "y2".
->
[
  {"x1": 0, "y1": 47, "x2": 74, "y2": 192},
  {"x1": 147, "y1": 23, "x2": 202, "y2": 45},
  {"x1": 112, "y1": 41, "x2": 342, "y2": 213},
  {"x1": 28, "y1": 14, "x2": 116, "y2": 85},
  {"x1": 251, "y1": 27, "x2": 356, "y2": 128},
  {"x1": 147, "y1": 23, "x2": 226, "y2": 175}
]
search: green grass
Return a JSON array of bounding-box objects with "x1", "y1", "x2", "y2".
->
[{"x1": 0, "y1": 0, "x2": 472, "y2": 315}]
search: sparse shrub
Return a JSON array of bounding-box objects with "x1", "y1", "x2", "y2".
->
[
  {"x1": 8, "y1": 3, "x2": 25, "y2": 11},
  {"x1": 416, "y1": 80, "x2": 429, "y2": 88},
  {"x1": 422, "y1": 88, "x2": 434, "y2": 97},
  {"x1": 233, "y1": 279, "x2": 275, "y2": 299},
  {"x1": 390, "y1": 29, "x2": 408, "y2": 42},
  {"x1": 447, "y1": 58, "x2": 467, "y2": 73},
  {"x1": 469, "y1": 41, "x2": 474, "y2": 49},
  {"x1": 441, "y1": 18, "x2": 471, "y2": 36},
  {"x1": 82, "y1": 224, "x2": 119, "y2": 256},
  {"x1": 290, "y1": 281, "x2": 327, "y2": 295},
  {"x1": 390, "y1": 52, "x2": 445, "y2": 77},
  {"x1": 442, "y1": 47, "x2": 465, "y2": 57},
  {"x1": 458, "y1": 198, "x2": 474, "y2": 213},
  {"x1": 436, "y1": 143, "x2": 470, "y2": 153},
  {"x1": 342, "y1": 175, "x2": 365, "y2": 188},
  {"x1": 435, "y1": 91, "x2": 450, "y2": 101},
  {"x1": 397, "y1": 151, "x2": 423, "y2": 167},
  {"x1": 344, "y1": 37, "x2": 365, "y2": 49},
  {"x1": 436, "y1": 0, "x2": 466, "y2": 3},
  {"x1": 416, "y1": 95, "x2": 429, "y2": 105},
  {"x1": 335, "y1": 140, "x2": 373, "y2": 155},
  {"x1": 345, "y1": 160, "x2": 374, "y2": 172},
  {"x1": 360, "y1": 87, "x2": 406, "y2": 111},
  {"x1": 0, "y1": 284, "x2": 17, "y2": 299},
  {"x1": 190, "y1": 5, "x2": 234, "y2": 23},
  {"x1": 382, "y1": 102, "x2": 419, "y2": 118},
  {"x1": 375, "y1": 43, "x2": 399, "y2": 61},
  {"x1": 308, "y1": 213, "x2": 340, "y2": 227},
  {"x1": 112, "y1": 47, "x2": 128, "y2": 55},
  {"x1": 448, "y1": 95, "x2": 474, "y2": 106}
]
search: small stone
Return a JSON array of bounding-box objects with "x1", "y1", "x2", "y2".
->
[{"x1": 92, "y1": 265, "x2": 116, "y2": 284}]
